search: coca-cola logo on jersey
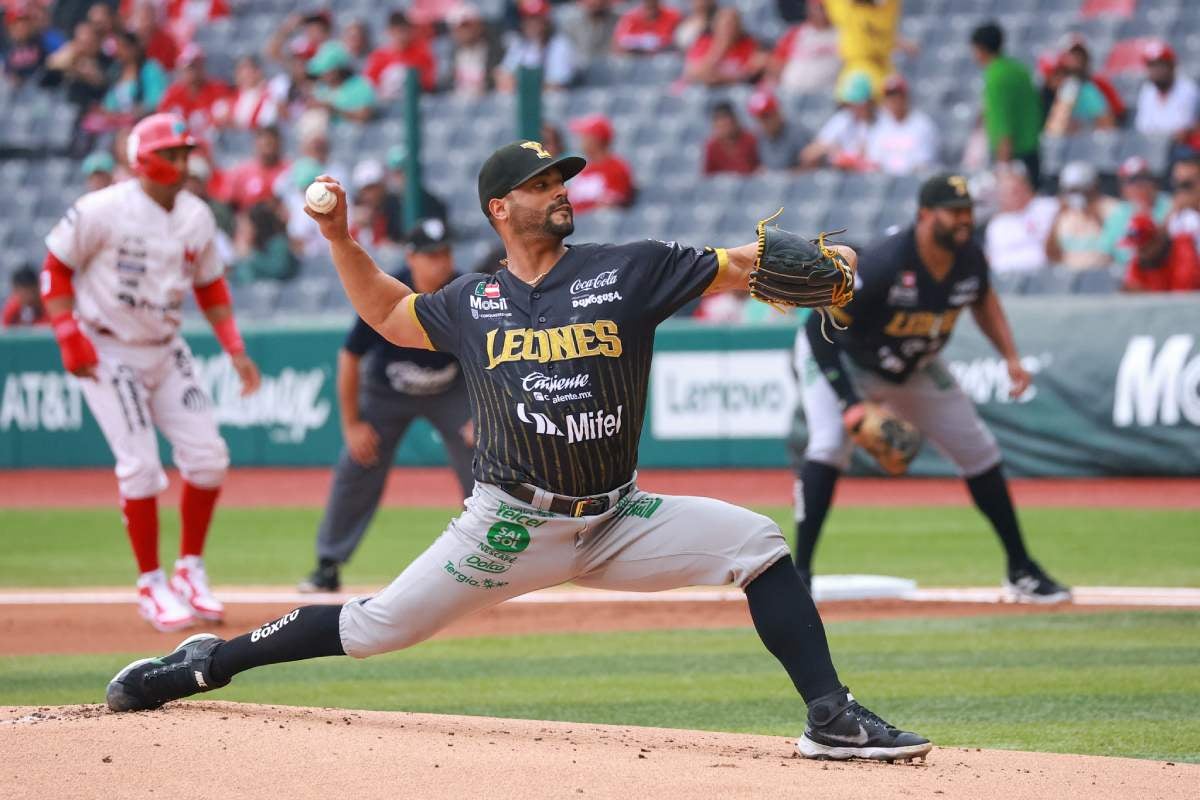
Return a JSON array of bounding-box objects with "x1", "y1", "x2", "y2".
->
[{"x1": 570, "y1": 269, "x2": 619, "y2": 295}]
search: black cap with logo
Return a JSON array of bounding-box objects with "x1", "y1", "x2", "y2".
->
[
  {"x1": 477, "y1": 140, "x2": 586, "y2": 216},
  {"x1": 918, "y1": 173, "x2": 974, "y2": 209},
  {"x1": 407, "y1": 218, "x2": 451, "y2": 252}
]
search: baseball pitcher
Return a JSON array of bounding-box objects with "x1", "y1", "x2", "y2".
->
[
  {"x1": 107, "y1": 141, "x2": 931, "y2": 763},
  {"x1": 791, "y1": 173, "x2": 1070, "y2": 602},
  {"x1": 42, "y1": 113, "x2": 261, "y2": 631}
]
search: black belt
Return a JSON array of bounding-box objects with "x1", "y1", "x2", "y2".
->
[{"x1": 499, "y1": 481, "x2": 635, "y2": 517}]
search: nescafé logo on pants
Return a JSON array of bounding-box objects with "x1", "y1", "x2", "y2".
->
[{"x1": 486, "y1": 521, "x2": 530, "y2": 553}]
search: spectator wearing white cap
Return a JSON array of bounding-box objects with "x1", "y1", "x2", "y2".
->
[
  {"x1": 801, "y1": 70, "x2": 875, "y2": 170},
  {"x1": 1134, "y1": 40, "x2": 1200, "y2": 148},
  {"x1": 984, "y1": 163, "x2": 1059, "y2": 275},
  {"x1": 865, "y1": 74, "x2": 937, "y2": 175},
  {"x1": 567, "y1": 114, "x2": 635, "y2": 214},
  {"x1": 746, "y1": 89, "x2": 808, "y2": 171},
  {"x1": 1046, "y1": 161, "x2": 1120, "y2": 271},
  {"x1": 350, "y1": 159, "x2": 402, "y2": 250}
]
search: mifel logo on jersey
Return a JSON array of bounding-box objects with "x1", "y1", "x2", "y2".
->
[{"x1": 485, "y1": 321, "x2": 622, "y2": 369}]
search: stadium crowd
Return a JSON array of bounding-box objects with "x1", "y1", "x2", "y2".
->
[{"x1": 2, "y1": 0, "x2": 1199, "y2": 327}]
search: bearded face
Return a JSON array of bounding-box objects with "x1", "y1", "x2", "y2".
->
[{"x1": 929, "y1": 207, "x2": 974, "y2": 251}]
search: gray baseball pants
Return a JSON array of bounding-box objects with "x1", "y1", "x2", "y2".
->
[{"x1": 339, "y1": 480, "x2": 789, "y2": 657}]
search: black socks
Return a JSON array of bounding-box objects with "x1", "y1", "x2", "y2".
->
[
  {"x1": 744, "y1": 558, "x2": 842, "y2": 703},
  {"x1": 965, "y1": 463, "x2": 1030, "y2": 571},
  {"x1": 209, "y1": 604, "x2": 346, "y2": 683},
  {"x1": 793, "y1": 460, "x2": 841, "y2": 573}
]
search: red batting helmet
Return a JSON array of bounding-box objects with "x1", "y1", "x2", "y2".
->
[{"x1": 126, "y1": 113, "x2": 197, "y2": 185}]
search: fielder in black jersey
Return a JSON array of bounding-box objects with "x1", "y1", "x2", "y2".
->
[
  {"x1": 792, "y1": 174, "x2": 1070, "y2": 603},
  {"x1": 105, "y1": 141, "x2": 932, "y2": 764}
]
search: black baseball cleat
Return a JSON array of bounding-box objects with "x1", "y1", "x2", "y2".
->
[
  {"x1": 1005, "y1": 560, "x2": 1071, "y2": 604},
  {"x1": 796, "y1": 687, "x2": 932, "y2": 761},
  {"x1": 298, "y1": 562, "x2": 341, "y2": 593},
  {"x1": 106, "y1": 633, "x2": 229, "y2": 712}
]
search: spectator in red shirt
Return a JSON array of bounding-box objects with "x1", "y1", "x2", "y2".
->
[
  {"x1": 158, "y1": 43, "x2": 231, "y2": 135},
  {"x1": 2, "y1": 266, "x2": 47, "y2": 328},
  {"x1": 129, "y1": 3, "x2": 178, "y2": 71},
  {"x1": 682, "y1": 7, "x2": 766, "y2": 86},
  {"x1": 364, "y1": 11, "x2": 437, "y2": 96},
  {"x1": 222, "y1": 126, "x2": 290, "y2": 212},
  {"x1": 703, "y1": 100, "x2": 759, "y2": 175},
  {"x1": 613, "y1": 0, "x2": 682, "y2": 55},
  {"x1": 566, "y1": 114, "x2": 635, "y2": 214}
]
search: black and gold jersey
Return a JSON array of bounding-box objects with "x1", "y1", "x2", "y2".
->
[
  {"x1": 414, "y1": 240, "x2": 721, "y2": 496},
  {"x1": 831, "y1": 226, "x2": 990, "y2": 383}
]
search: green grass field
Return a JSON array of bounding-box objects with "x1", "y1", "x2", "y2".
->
[
  {"x1": 3, "y1": 505, "x2": 1198, "y2": 588},
  {"x1": 2, "y1": 505, "x2": 1198, "y2": 761},
  {"x1": 1, "y1": 613, "x2": 1196, "y2": 762}
]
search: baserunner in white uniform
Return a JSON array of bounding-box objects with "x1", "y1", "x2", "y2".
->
[
  {"x1": 105, "y1": 140, "x2": 933, "y2": 763},
  {"x1": 42, "y1": 113, "x2": 261, "y2": 631}
]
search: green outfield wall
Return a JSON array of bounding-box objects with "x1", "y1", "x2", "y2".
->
[{"x1": 2, "y1": 294, "x2": 1197, "y2": 476}]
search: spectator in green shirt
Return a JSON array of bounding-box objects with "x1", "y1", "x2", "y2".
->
[
  {"x1": 971, "y1": 22, "x2": 1042, "y2": 186},
  {"x1": 307, "y1": 41, "x2": 377, "y2": 123}
]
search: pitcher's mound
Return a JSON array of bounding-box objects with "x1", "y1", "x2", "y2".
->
[{"x1": 1, "y1": 703, "x2": 1192, "y2": 799}]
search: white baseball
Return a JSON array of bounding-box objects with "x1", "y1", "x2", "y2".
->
[{"x1": 305, "y1": 182, "x2": 337, "y2": 214}]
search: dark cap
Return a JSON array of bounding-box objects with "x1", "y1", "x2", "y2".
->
[
  {"x1": 477, "y1": 140, "x2": 586, "y2": 216},
  {"x1": 919, "y1": 173, "x2": 974, "y2": 209},
  {"x1": 407, "y1": 218, "x2": 451, "y2": 252}
]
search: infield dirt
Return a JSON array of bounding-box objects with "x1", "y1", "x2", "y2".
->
[{"x1": 2, "y1": 702, "x2": 1194, "y2": 800}]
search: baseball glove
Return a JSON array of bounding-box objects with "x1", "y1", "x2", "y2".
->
[
  {"x1": 749, "y1": 209, "x2": 855, "y2": 312},
  {"x1": 843, "y1": 402, "x2": 922, "y2": 476}
]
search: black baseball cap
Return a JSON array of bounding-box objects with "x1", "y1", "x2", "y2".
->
[
  {"x1": 919, "y1": 173, "x2": 974, "y2": 209},
  {"x1": 407, "y1": 218, "x2": 451, "y2": 252},
  {"x1": 477, "y1": 140, "x2": 586, "y2": 216}
]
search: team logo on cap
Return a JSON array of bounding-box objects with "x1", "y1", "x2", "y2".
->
[
  {"x1": 948, "y1": 175, "x2": 968, "y2": 196},
  {"x1": 520, "y1": 141, "x2": 552, "y2": 159}
]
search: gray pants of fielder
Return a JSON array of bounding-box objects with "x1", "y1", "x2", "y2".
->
[{"x1": 315, "y1": 380, "x2": 474, "y2": 565}]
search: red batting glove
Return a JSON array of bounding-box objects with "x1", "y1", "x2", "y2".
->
[{"x1": 50, "y1": 311, "x2": 99, "y2": 376}]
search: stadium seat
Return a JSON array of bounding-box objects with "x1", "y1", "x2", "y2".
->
[
  {"x1": 1103, "y1": 37, "x2": 1157, "y2": 75},
  {"x1": 1073, "y1": 268, "x2": 1120, "y2": 294},
  {"x1": 1022, "y1": 268, "x2": 1077, "y2": 294},
  {"x1": 990, "y1": 271, "x2": 1030, "y2": 295}
]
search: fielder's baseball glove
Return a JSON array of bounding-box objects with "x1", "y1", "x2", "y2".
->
[
  {"x1": 749, "y1": 209, "x2": 855, "y2": 314},
  {"x1": 843, "y1": 402, "x2": 922, "y2": 476}
]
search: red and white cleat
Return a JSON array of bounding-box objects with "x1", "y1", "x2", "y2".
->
[
  {"x1": 170, "y1": 557, "x2": 225, "y2": 623},
  {"x1": 137, "y1": 569, "x2": 196, "y2": 632}
]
